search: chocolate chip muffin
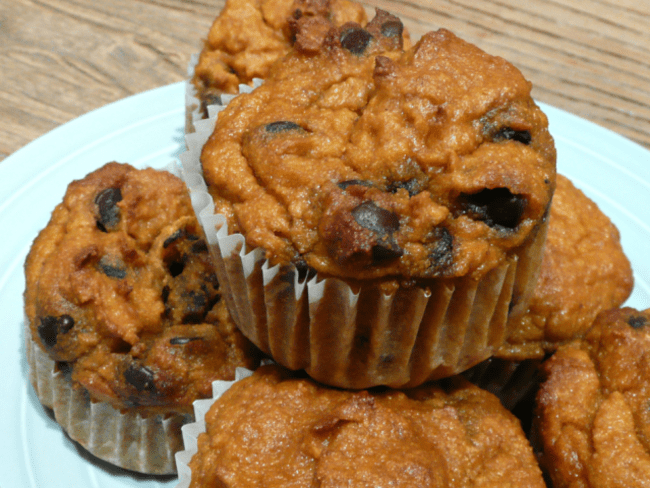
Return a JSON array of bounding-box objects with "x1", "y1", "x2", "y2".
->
[
  {"x1": 464, "y1": 174, "x2": 633, "y2": 408},
  {"x1": 24, "y1": 162, "x2": 260, "y2": 474},
  {"x1": 534, "y1": 307, "x2": 650, "y2": 487},
  {"x1": 178, "y1": 364, "x2": 546, "y2": 487},
  {"x1": 189, "y1": 11, "x2": 556, "y2": 388},
  {"x1": 187, "y1": 0, "x2": 368, "y2": 130}
]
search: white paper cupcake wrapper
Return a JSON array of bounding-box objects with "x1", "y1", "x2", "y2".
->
[
  {"x1": 174, "y1": 366, "x2": 256, "y2": 488},
  {"x1": 25, "y1": 324, "x2": 190, "y2": 475},
  {"x1": 180, "y1": 83, "x2": 548, "y2": 389}
]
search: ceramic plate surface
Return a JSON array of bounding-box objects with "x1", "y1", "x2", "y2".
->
[{"x1": 1, "y1": 82, "x2": 649, "y2": 487}]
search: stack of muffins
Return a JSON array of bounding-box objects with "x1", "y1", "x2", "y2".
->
[{"x1": 23, "y1": 0, "x2": 643, "y2": 486}]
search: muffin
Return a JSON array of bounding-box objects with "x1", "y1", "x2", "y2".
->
[
  {"x1": 24, "y1": 162, "x2": 260, "y2": 474},
  {"x1": 186, "y1": 11, "x2": 556, "y2": 388},
  {"x1": 187, "y1": 0, "x2": 368, "y2": 131},
  {"x1": 176, "y1": 364, "x2": 546, "y2": 487},
  {"x1": 534, "y1": 307, "x2": 650, "y2": 487},
  {"x1": 464, "y1": 174, "x2": 633, "y2": 408}
]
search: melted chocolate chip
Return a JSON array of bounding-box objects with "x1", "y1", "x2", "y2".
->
[
  {"x1": 169, "y1": 337, "x2": 202, "y2": 345},
  {"x1": 97, "y1": 257, "x2": 127, "y2": 279},
  {"x1": 340, "y1": 27, "x2": 373, "y2": 55},
  {"x1": 181, "y1": 290, "x2": 209, "y2": 324},
  {"x1": 264, "y1": 121, "x2": 304, "y2": 133},
  {"x1": 380, "y1": 19, "x2": 403, "y2": 38},
  {"x1": 37, "y1": 315, "x2": 74, "y2": 348},
  {"x1": 387, "y1": 178, "x2": 422, "y2": 197},
  {"x1": 460, "y1": 188, "x2": 526, "y2": 230},
  {"x1": 372, "y1": 240, "x2": 403, "y2": 262},
  {"x1": 337, "y1": 180, "x2": 374, "y2": 190},
  {"x1": 494, "y1": 128, "x2": 532, "y2": 145},
  {"x1": 95, "y1": 188, "x2": 122, "y2": 232},
  {"x1": 351, "y1": 201, "x2": 400, "y2": 236},
  {"x1": 163, "y1": 229, "x2": 185, "y2": 248},
  {"x1": 124, "y1": 363, "x2": 156, "y2": 393},
  {"x1": 628, "y1": 315, "x2": 648, "y2": 329},
  {"x1": 429, "y1": 227, "x2": 453, "y2": 270}
]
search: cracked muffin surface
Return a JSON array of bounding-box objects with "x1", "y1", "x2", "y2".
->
[
  {"x1": 188, "y1": 364, "x2": 546, "y2": 487},
  {"x1": 24, "y1": 162, "x2": 260, "y2": 416},
  {"x1": 535, "y1": 307, "x2": 650, "y2": 487},
  {"x1": 201, "y1": 12, "x2": 556, "y2": 282}
]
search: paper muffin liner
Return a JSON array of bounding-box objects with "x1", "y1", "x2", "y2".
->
[
  {"x1": 174, "y1": 366, "x2": 256, "y2": 488},
  {"x1": 180, "y1": 85, "x2": 549, "y2": 389},
  {"x1": 25, "y1": 322, "x2": 190, "y2": 475}
]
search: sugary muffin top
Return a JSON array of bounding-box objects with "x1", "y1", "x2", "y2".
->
[
  {"x1": 498, "y1": 174, "x2": 633, "y2": 360},
  {"x1": 191, "y1": 0, "x2": 367, "y2": 111},
  {"x1": 24, "y1": 162, "x2": 259, "y2": 415},
  {"x1": 188, "y1": 364, "x2": 545, "y2": 487},
  {"x1": 535, "y1": 307, "x2": 650, "y2": 487},
  {"x1": 201, "y1": 11, "x2": 556, "y2": 281}
]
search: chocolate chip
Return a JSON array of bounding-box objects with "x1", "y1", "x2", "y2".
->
[
  {"x1": 95, "y1": 188, "x2": 122, "y2": 232},
  {"x1": 380, "y1": 19, "x2": 403, "y2": 38},
  {"x1": 181, "y1": 290, "x2": 209, "y2": 324},
  {"x1": 264, "y1": 121, "x2": 304, "y2": 133},
  {"x1": 124, "y1": 363, "x2": 156, "y2": 393},
  {"x1": 340, "y1": 27, "x2": 373, "y2": 55},
  {"x1": 37, "y1": 315, "x2": 74, "y2": 349},
  {"x1": 387, "y1": 178, "x2": 422, "y2": 197},
  {"x1": 459, "y1": 188, "x2": 526, "y2": 230},
  {"x1": 628, "y1": 315, "x2": 648, "y2": 329},
  {"x1": 97, "y1": 257, "x2": 127, "y2": 279},
  {"x1": 372, "y1": 239, "x2": 403, "y2": 262},
  {"x1": 429, "y1": 227, "x2": 453, "y2": 270},
  {"x1": 337, "y1": 180, "x2": 374, "y2": 190},
  {"x1": 351, "y1": 201, "x2": 400, "y2": 236},
  {"x1": 163, "y1": 229, "x2": 185, "y2": 248},
  {"x1": 494, "y1": 128, "x2": 532, "y2": 145},
  {"x1": 169, "y1": 337, "x2": 202, "y2": 345}
]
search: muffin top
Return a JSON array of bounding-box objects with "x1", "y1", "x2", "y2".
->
[
  {"x1": 188, "y1": 364, "x2": 545, "y2": 487},
  {"x1": 191, "y1": 0, "x2": 368, "y2": 112},
  {"x1": 24, "y1": 162, "x2": 260, "y2": 415},
  {"x1": 535, "y1": 307, "x2": 650, "y2": 487},
  {"x1": 201, "y1": 12, "x2": 556, "y2": 281},
  {"x1": 498, "y1": 175, "x2": 633, "y2": 360}
]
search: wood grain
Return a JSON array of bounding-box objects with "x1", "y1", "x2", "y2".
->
[{"x1": 1, "y1": 0, "x2": 649, "y2": 163}]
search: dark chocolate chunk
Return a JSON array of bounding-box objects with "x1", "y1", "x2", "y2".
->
[
  {"x1": 387, "y1": 178, "x2": 422, "y2": 197},
  {"x1": 337, "y1": 179, "x2": 374, "y2": 190},
  {"x1": 37, "y1": 315, "x2": 75, "y2": 349},
  {"x1": 124, "y1": 363, "x2": 156, "y2": 393},
  {"x1": 460, "y1": 188, "x2": 526, "y2": 230},
  {"x1": 380, "y1": 19, "x2": 403, "y2": 38},
  {"x1": 372, "y1": 240, "x2": 403, "y2": 262},
  {"x1": 97, "y1": 257, "x2": 127, "y2": 279},
  {"x1": 628, "y1": 315, "x2": 648, "y2": 329},
  {"x1": 169, "y1": 337, "x2": 202, "y2": 345},
  {"x1": 429, "y1": 227, "x2": 454, "y2": 270},
  {"x1": 163, "y1": 229, "x2": 185, "y2": 248},
  {"x1": 351, "y1": 201, "x2": 400, "y2": 236},
  {"x1": 340, "y1": 27, "x2": 373, "y2": 55},
  {"x1": 95, "y1": 187, "x2": 122, "y2": 232},
  {"x1": 264, "y1": 121, "x2": 304, "y2": 133},
  {"x1": 181, "y1": 290, "x2": 209, "y2": 324},
  {"x1": 493, "y1": 127, "x2": 532, "y2": 145}
]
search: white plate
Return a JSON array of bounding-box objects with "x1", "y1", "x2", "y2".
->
[{"x1": 1, "y1": 82, "x2": 649, "y2": 487}]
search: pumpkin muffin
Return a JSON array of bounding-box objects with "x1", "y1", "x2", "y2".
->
[
  {"x1": 178, "y1": 364, "x2": 546, "y2": 488},
  {"x1": 24, "y1": 162, "x2": 260, "y2": 474},
  {"x1": 464, "y1": 174, "x2": 633, "y2": 408},
  {"x1": 187, "y1": 0, "x2": 368, "y2": 129},
  {"x1": 188, "y1": 11, "x2": 556, "y2": 388},
  {"x1": 534, "y1": 307, "x2": 650, "y2": 487}
]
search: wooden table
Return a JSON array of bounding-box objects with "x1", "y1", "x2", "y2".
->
[{"x1": 1, "y1": 0, "x2": 649, "y2": 163}]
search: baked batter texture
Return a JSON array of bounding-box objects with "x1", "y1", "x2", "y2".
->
[{"x1": 186, "y1": 364, "x2": 546, "y2": 487}]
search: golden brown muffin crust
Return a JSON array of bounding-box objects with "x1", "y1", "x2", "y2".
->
[
  {"x1": 188, "y1": 365, "x2": 546, "y2": 487},
  {"x1": 535, "y1": 307, "x2": 650, "y2": 487},
  {"x1": 201, "y1": 14, "x2": 556, "y2": 282},
  {"x1": 499, "y1": 175, "x2": 633, "y2": 360},
  {"x1": 24, "y1": 163, "x2": 260, "y2": 415}
]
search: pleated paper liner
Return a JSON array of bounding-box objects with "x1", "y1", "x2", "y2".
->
[{"x1": 25, "y1": 324, "x2": 189, "y2": 475}]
